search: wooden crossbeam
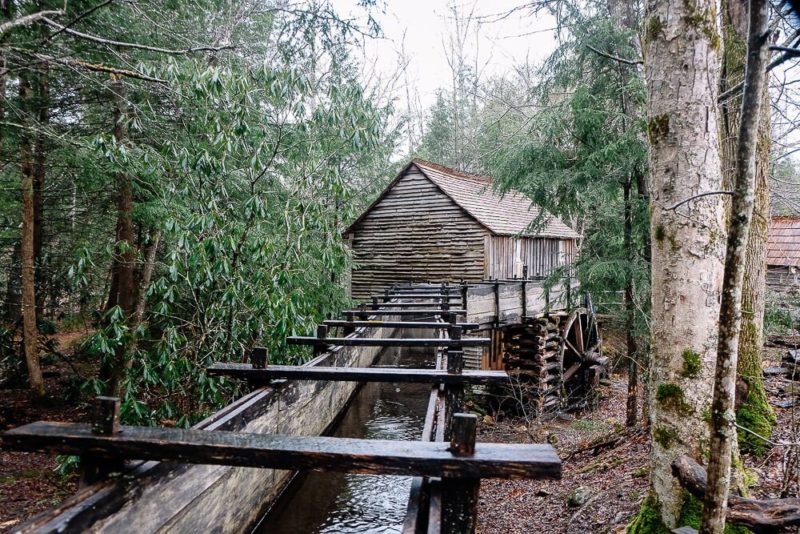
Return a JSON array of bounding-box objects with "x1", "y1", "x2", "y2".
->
[
  {"x1": 343, "y1": 309, "x2": 466, "y2": 316},
  {"x1": 322, "y1": 320, "x2": 479, "y2": 330},
  {"x1": 389, "y1": 296, "x2": 461, "y2": 300},
  {"x1": 207, "y1": 363, "x2": 509, "y2": 385},
  {"x1": 286, "y1": 337, "x2": 488, "y2": 348},
  {"x1": 4, "y1": 422, "x2": 562, "y2": 480},
  {"x1": 363, "y1": 303, "x2": 459, "y2": 309}
]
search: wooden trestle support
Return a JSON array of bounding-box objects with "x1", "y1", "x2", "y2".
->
[
  {"x1": 500, "y1": 303, "x2": 608, "y2": 415},
  {"x1": 2, "y1": 282, "x2": 617, "y2": 532}
]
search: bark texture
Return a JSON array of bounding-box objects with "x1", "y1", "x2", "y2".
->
[
  {"x1": 701, "y1": 0, "x2": 770, "y2": 531},
  {"x1": 624, "y1": 177, "x2": 638, "y2": 427},
  {"x1": 99, "y1": 82, "x2": 137, "y2": 397},
  {"x1": 19, "y1": 72, "x2": 44, "y2": 397},
  {"x1": 720, "y1": 0, "x2": 775, "y2": 455},
  {"x1": 640, "y1": 0, "x2": 726, "y2": 526},
  {"x1": 33, "y1": 65, "x2": 48, "y2": 315}
]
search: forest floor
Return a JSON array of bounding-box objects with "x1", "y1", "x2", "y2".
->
[
  {"x1": 1, "y1": 329, "x2": 798, "y2": 533},
  {"x1": 0, "y1": 329, "x2": 92, "y2": 532},
  {"x1": 475, "y1": 339, "x2": 800, "y2": 534}
]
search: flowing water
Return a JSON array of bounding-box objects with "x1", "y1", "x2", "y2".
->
[{"x1": 256, "y1": 344, "x2": 434, "y2": 534}]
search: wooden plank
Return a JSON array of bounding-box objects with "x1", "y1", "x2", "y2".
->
[
  {"x1": 286, "y1": 336, "x2": 488, "y2": 347},
  {"x1": 323, "y1": 320, "x2": 479, "y2": 330},
  {"x1": 386, "y1": 295, "x2": 462, "y2": 300},
  {"x1": 207, "y1": 363, "x2": 510, "y2": 385},
  {"x1": 363, "y1": 303, "x2": 460, "y2": 309},
  {"x1": 343, "y1": 309, "x2": 466, "y2": 316},
  {"x1": 5, "y1": 422, "x2": 563, "y2": 480}
]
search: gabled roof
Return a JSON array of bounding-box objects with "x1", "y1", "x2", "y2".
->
[
  {"x1": 768, "y1": 216, "x2": 800, "y2": 268},
  {"x1": 344, "y1": 159, "x2": 580, "y2": 239}
]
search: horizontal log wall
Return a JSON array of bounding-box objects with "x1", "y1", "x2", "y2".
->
[
  {"x1": 767, "y1": 265, "x2": 800, "y2": 293},
  {"x1": 347, "y1": 168, "x2": 488, "y2": 300},
  {"x1": 18, "y1": 325, "x2": 398, "y2": 534},
  {"x1": 485, "y1": 236, "x2": 575, "y2": 280}
]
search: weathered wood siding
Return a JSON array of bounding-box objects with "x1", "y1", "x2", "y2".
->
[
  {"x1": 17, "y1": 325, "x2": 398, "y2": 534},
  {"x1": 465, "y1": 280, "x2": 575, "y2": 329},
  {"x1": 767, "y1": 264, "x2": 800, "y2": 293},
  {"x1": 485, "y1": 236, "x2": 576, "y2": 280},
  {"x1": 348, "y1": 168, "x2": 487, "y2": 299}
]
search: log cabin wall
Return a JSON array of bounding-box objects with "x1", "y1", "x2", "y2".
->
[
  {"x1": 484, "y1": 236, "x2": 576, "y2": 280},
  {"x1": 766, "y1": 265, "x2": 800, "y2": 293},
  {"x1": 347, "y1": 167, "x2": 488, "y2": 300}
]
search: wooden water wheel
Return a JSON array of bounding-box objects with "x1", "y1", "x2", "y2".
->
[{"x1": 500, "y1": 302, "x2": 608, "y2": 416}]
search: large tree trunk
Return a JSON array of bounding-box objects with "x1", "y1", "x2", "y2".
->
[
  {"x1": 19, "y1": 72, "x2": 44, "y2": 397},
  {"x1": 720, "y1": 0, "x2": 775, "y2": 454},
  {"x1": 701, "y1": 0, "x2": 770, "y2": 530},
  {"x1": 33, "y1": 65, "x2": 48, "y2": 317},
  {"x1": 624, "y1": 177, "x2": 638, "y2": 427},
  {"x1": 637, "y1": 0, "x2": 726, "y2": 527},
  {"x1": 99, "y1": 83, "x2": 137, "y2": 397}
]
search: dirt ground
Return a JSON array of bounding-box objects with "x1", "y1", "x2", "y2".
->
[{"x1": 0, "y1": 356, "x2": 88, "y2": 531}]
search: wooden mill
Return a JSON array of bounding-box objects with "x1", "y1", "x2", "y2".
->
[{"x1": 343, "y1": 159, "x2": 581, "y2": 300}]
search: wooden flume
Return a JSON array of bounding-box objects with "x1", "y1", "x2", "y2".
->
[{"x1": 2, "y1": 282, "x2": 582, "y2": 533}]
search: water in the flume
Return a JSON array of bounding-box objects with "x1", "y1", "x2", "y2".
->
[{"x1": 257, "y1": 344, "x2": 434, "y2": 534}]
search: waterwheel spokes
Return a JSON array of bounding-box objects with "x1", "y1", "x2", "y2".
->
[{"x1": 574, "y1": 312, "x2": 585, "y2": 355}]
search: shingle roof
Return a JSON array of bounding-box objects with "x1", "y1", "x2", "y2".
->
[
  {"x1": 412, "y1": 159, "x2": 580, "y2": 239},
  {"x1": 768, "y1": 216, "x2": 800, "y2": 268}
]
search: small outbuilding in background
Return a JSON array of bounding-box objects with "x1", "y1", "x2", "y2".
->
[
  {"x1": 767, "y1": 216, "x2": 800, "y2": 294},
  {"x1": 343, "y1": 159, "x2": 580, "y2": 300}
]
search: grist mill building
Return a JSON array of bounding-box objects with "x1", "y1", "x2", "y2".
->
[{"x1": 343, "y1": 159, "x2": 581, "y2": 300}]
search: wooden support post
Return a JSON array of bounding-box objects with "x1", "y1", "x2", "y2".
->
[
  {"x1": 493, "y1": 280, "x2": 500, "y2": 327},
  {"x1": 441, "y1": 413, "x2": 480, "y2": 534},
  {"x1": 92, "y1": 396, "x2": 120, "y2": 436},
  {"x1": 314, "y1": 325, "x2": 328, "y2": 357},
  {"x1": 566, "y1": 275, "x2": 572, "y2": 310},
  {"x1": 372, "y1": 296, "x2": 379, "y2": 311},
  {"x1": 521, "y1": 279, "x2": 527, "y2": 320},
  {"x1": 445, "y1": 325, "x2": 464, "y2": 440},
  {"x1": 544, "y1": 284, "x2": 550, "y2": 317},
  {"x1": 251, "y1": 347, "x2": 268, "y2": 369},
  {"x1": 358, "y1": 303, "x2": 368, "y2": 320},
  {"x1": 460, "y1": 282, "x2": 468, "y2": 311},
  {"x1": 82, "y1": 396, "x2": 122, "y2": 488},
  {"x1": 344, "y1": 312, "x2": 355, "y2": 335},
  {"x1": 384, "y1": 288, "x2": 390, "y2": 302}
]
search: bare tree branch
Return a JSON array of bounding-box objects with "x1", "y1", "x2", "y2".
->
[
  {"x1": 586, "y1": 44, "x2": 642, "y2": 65},
  {"x1": 41, "y1": 18, "x2": 235, "y2": 55},
  {"x1": 45, "y1": 0, "x2": 114, "y2": 42},
  {"x1": 667, "y1": 191, "x2": 734, "y2": 210},
  {"x1": 0, "y1": 10, "x2": 63, "y2": 36},
  {"x1": 32, "y1": 53, "x2": 167, "y2": 84}
]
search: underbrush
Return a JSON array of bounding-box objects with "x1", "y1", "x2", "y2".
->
[{"x1": 765, "y1": 291, "x2": 800, "y2": 336}]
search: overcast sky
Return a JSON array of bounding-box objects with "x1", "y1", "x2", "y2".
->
[{"x1": 330, "y1": 0, "x2": 558, "y2": 109}]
